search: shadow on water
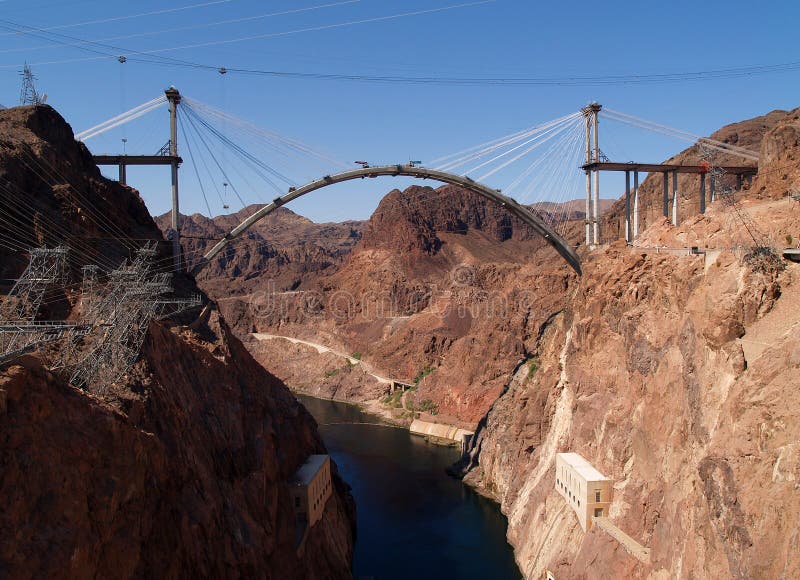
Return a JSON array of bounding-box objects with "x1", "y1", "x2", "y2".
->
[{"x1": 298, "y1": 395, "x2": 522, "y2": 580}]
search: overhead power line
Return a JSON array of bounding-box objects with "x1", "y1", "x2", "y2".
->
[
  {"x1": 0, "y1": 0, "x2": 237, "y2": 37},
  {"x1": 0, "y1": 5, "x2": 798, "y2": 88},
  {"x1": 0, "y1": 1, "x2": 364, "y2": 55}
]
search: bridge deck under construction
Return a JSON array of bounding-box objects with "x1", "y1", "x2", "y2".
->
[
  {"x1": 93, "y1": 155, "x2": 182, "y2": 166},
  {"x1": 582, "y1": 162, "x2": 757, "y2": 175}
]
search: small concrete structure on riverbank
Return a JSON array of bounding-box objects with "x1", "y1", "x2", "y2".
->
[
  {"x1": 555, "y1": 452, "x2": 612, "y2": 531},
  {"x1": 410, "y1": 419, "x2": 474, "y2": 450}
]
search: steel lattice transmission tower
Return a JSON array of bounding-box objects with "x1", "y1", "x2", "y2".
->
[
  {"x1": 0, "y1": 246, "x2": 69, "y2": 321},
  {"x1": 65, "y1": 243, "x2": 202, "y2": 393},
  {"x1": 19, "y1": 64, "x2": 43, "y2": 106},
  {"x1": 0, "y1": 246, "x2": 80, "y2": 363}
]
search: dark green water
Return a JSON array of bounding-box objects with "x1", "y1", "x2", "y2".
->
[{"x1": 298, "y1": 395, "x2": 521, "y2": 580}]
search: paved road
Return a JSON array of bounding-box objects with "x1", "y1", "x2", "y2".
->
[{"x1": 251, "y1": 333, "x2": 414, "y2": 387}]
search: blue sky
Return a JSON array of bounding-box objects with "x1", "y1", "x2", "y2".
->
[{"x1": 0, "y1": 0, "x2": 797, "y2": 222}]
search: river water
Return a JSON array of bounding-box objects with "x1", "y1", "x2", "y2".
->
[{"x1": 298, "y1": 395, "x2": 521, "y2": 580}]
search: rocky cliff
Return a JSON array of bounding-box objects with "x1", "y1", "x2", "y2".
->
[
  {"x1": 0, "y1": 105, "x2": 355, "y2": 578},
  {"x1": 215, "y1": 184, "x2": 584, "y2": 425},
  {"x1": 155, "y1": 206, "x2": 364, "y2": 300},
  {"x1": 455, "y1": 110, "x2": 800, "y2": 578}
]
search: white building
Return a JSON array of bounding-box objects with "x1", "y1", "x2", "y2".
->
[
  {"x1": 290, "y1": 454, "x2": 332, "y2": 528},
  {"x1": 555, "y1": 452, "x2": 612, "y2": 531}
]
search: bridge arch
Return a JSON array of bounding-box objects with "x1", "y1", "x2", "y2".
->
[{"x1": 190, "y1": 164, "x2": 582, "y2": 276}]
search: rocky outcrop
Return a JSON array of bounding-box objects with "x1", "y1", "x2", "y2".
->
[
  {"x1": 155, "y1": 206, "x2": 364, "y2": 300},
  {"x1": 458, "y1": 229, "x2": 800, "y2": 578},
  {"x1": 0, "y1": 313, "x2": 355, "y2": 578},
  {"x1": 0, "y1": 105, "x2": 355, "y2": 578},
  {"x1": 0, "y1": 105, "x2": 169, "y2": 303},
  {"x1": 216, "y1": 185, "x2": 582, "y2": 425}
]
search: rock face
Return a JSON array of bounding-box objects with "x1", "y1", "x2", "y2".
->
[
  {"x1": 0, "y1": 315, "x2": 355, "y2": 579},
  {"x1": 215, "y1": 184, "x2": 585, "y2": 425},
  {"x1": 458, "y1": 234, "x2": 800, "y2": 579},
  {"x1": 0, "y1": 105, "x2": 355, "y2": 578},
  {"x1": 0, "y1": 105, "x2": 168, "y2": 305},
  {"x1": 155, "y1": 206, "x2": 364, "y2": 300}
]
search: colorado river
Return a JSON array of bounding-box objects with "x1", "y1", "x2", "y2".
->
[{"x1": 298, "y1": 395, "x2": 521, "y2": 580}]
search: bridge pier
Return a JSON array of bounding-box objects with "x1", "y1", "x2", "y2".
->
[
  {"x1": 671, "y1": 169, "x2": 679, "y2": 226},
  {"x1": 662, "y1": 172, "x2": 669, "y2": 217},
  {"x1": 119, "y1": 161, "x2": 127, "y2": 186},
  {"x1": 624, "y1": 170, "x2": 631, "y2": 242},
  {"x1": 710, "y1": 173, "x2": 715, "y2": 203},
  {"x1": 592, "y1": 106, "x2": 601, "y2": 245},
  {"x1": 700, "y1": 172, "x2": 706, "y2": 214},
  {"x1": 632, "y1": 170, "x2": 640, "y2": 238},
  {"x1": 581, "y1": 102, "x2": 602, "y2": 246},
  {"x1": 166, "y1": 87, "x2": 182, "y2": 272},
  {"x1": 584, "y1": 114, "x2": 592, "y2": 246}
]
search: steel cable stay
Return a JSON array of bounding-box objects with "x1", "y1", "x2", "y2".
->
[
  {"x1": 548, "y1": 123, "x2": 588, "y2": 237},
  {"x1": 182, "y1": 97, "x2": 348, "y2": 170},
  {"x1": 474, "y1": 116, "x2": 583, "y2": 181},
  {"x1": 507, "y1": 122, "x2": 585, "y2": 237},
  {"x1": 434, "y1": 112, "x2": 582, "y2": 172},
  {"x1": 510, "y1": 121, "x2": 585, "y2": 219},
  {"x1": 603, "y1": 108, "x2": 760, "y2": 157},
  {"x1": 179, "y1": 108, "x2": 250, "y2": 209},
  {"x1": 182, "y1": 104, "x2": 296, "y2": 185},
  {"x1": 456, "y1": 116, "x2": 576, "y2": 177},
  {"x1": 180, "y1": 111, "x2": 228, "y2": 208},
  {"x1": 178, "y1": 113, "x2": 214, "y2": 217},
  {"x1": 601, "y1": 108, "x2": 760, "y2": 161},
  {"x1": 75, "y1": 96, "x2": 166, "y2": 142},
  {"x1": 504, "y1": 121, "x2": 582, "y2": 195},
  {"x1": 180, "y1": 105, "x2": 295, "y2": 194}
]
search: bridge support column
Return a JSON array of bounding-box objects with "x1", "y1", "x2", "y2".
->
[
  {"x1": 700, "y1": 173, "x2": 706, "y2": 214},
  {"x1": 736, "y1": 174, "x2": 743, "y2": 190},
  {"x1": 166, "y1": 87, "x2": 182, "y2": 272},
  {"x1": 584, "y1": 111, "x2": 591, "y2": 246},
  {"x1": 662, "y1": 172, "x2": 669, "y2": 217},
  {"x1": 581, "y1": 102, "x2": 602, "y2": 246},
  {"x1": 585, "y1": 170, "x2": 591, "y2": 246},
  {"x1": 671, "y1": 169, "x2": 679, "y2": 227},
  {"x1": 118, "y1": 161, "x2": 127, "y2": 186},
  {"x1": 592, "y1": 110, "x2": 600, "y2": 245},
  {"x1": 633, "y1": 170, "x2": 639, "y2": 238},
  {"x1": 710, "y1": 173, "x2": 715, "y2": 203},
  {"x1": 625, "y1": 170, "x2": 631, "y2": 243}
]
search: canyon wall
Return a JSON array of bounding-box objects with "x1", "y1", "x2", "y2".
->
[
  {"x1": 459, "y1": 110, "x2": 800, "y2": 578},
  {"x1": 0, "y1": 105, "x2": 355, "y2": 578}
]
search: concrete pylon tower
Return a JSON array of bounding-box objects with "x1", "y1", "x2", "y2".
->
[
  {"x1": 165, "y1": 87, "x2": 182, "y2": 272},
  {"x1": 581, "y1": 103, "x2": 602, "y2": 246}
]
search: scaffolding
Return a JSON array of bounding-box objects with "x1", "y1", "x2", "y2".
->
[
  {"x1": 0, "y1": 246, "x2": 71, "y2": 359},
  {"x1": 65, "y1": 244, "x2": 203, "y2": 393}
]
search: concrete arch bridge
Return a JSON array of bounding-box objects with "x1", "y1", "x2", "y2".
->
[{"x1": 189, "y1": 164, "x2": 582, "y2": 276}]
